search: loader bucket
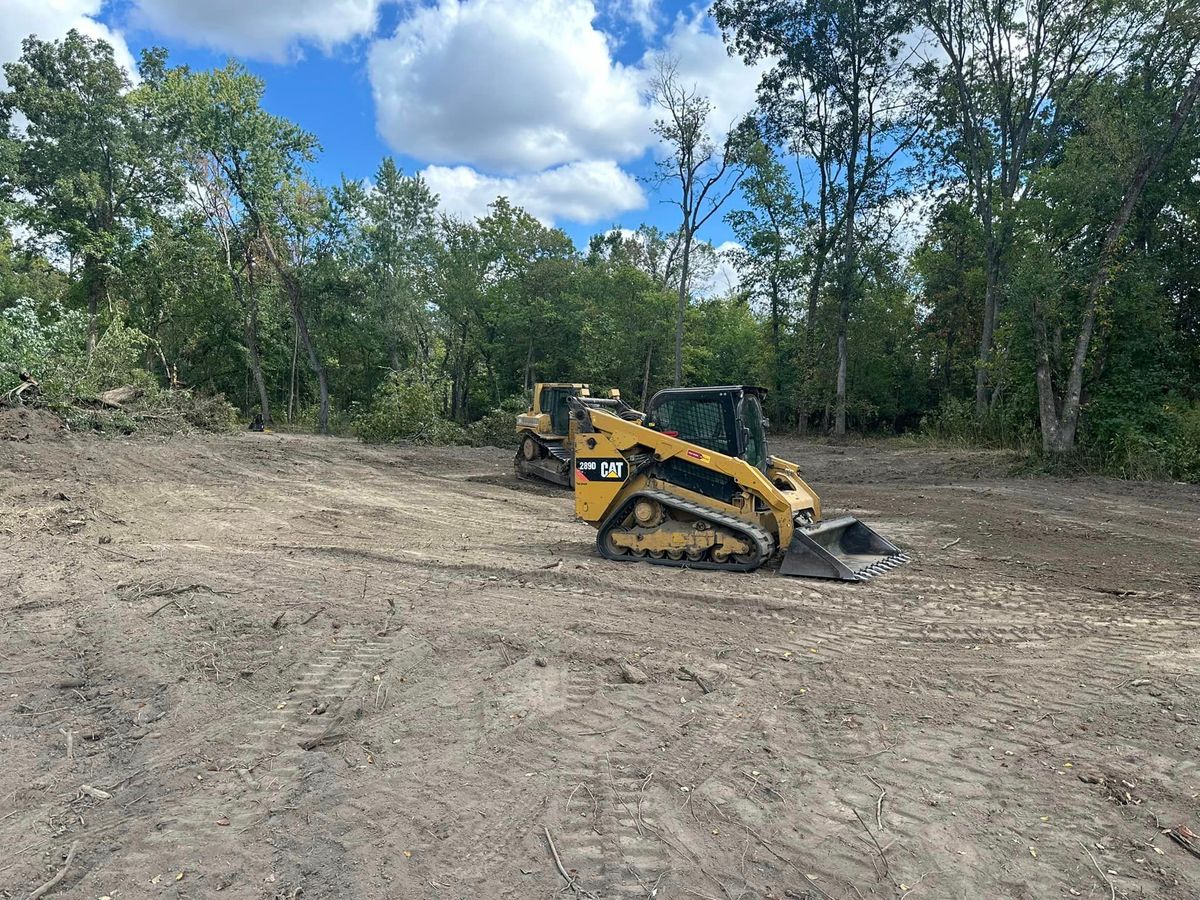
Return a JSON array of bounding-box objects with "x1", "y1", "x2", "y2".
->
[{"x1": 779, "y1": 515, "x2": 908, "y2": 581}]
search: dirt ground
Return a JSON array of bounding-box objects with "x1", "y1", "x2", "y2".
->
[{"x1": 2, "y1": 418, "x2": 1199, "y2": 900}]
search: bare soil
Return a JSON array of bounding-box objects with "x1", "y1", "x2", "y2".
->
[{"x1": 2, "y1": 429, "x2": 1198, "y2": 900}]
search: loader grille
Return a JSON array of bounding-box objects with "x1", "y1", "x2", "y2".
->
[{"x1": 655, "y1": 458, "x2": 737, "y2": 504}]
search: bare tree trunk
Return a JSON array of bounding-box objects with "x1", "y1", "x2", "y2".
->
[
  {"x1": 641, "y1": 341, "x2": 654, "y2": 406},
  {"x1": 451, "y1": 320, "x2": 470, "y2": 422},
  {"x1": 769, "y1": 272, "x2": 782, "y2": 421},
  {"x1": 796, "y1": 407, "x2": 809, "y2": 436},
  {"x1": 975, "y1": 244, "x2": 1000, "y2": 414},
  {"x1": 288, "y1": 320, "x2": 299, "y2": 422},
  {"x1": 83, "y1": 254, "x2": 103, "y2": 357},
  {"x1": 245, "y1": 298, "x2": 271, "y2": 425},
  {"x1": 834, "y1": 155, "x2": 858, "y2": 437},
  {"x1": 233, "y1": 251, "x2": 272, "y2": 425},
  {"x1": 797, "y1": 243, "x2": 827, "y2": 436},
  {"x1": 257, "y1": 228, "x2": 330, "y2": 433},
  {"x1": 674, "y1": 221, "x2": 692, "y2": 387}
]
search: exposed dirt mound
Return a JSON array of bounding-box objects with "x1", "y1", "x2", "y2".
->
[
  {"x1": 1, "y1": 432, "x2": 1197, "y2": 899},
  {"x1": 0, "y1": 406, "x2": 65, "y2": 442}
]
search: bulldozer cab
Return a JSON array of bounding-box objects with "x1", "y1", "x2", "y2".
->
[
  {"x1": 534, "y1": 383, "x2": 590, "y2": 438},
  {"x1": 645, "y1": 386, "x2": 769, "y2": 471}
]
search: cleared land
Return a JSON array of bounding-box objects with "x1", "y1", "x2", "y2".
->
[{"x1": 2, "y1": 413, "x2": 1199, "y2": 899}]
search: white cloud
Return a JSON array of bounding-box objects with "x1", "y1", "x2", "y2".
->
[
  {"x1": 605, "y1": 0, "x2": 660, "y2": 38},
  {"x1": 132, "y1": 0, "x2": 382, "y2": 62},
  {"x1": 421, "y1": 159, "x2": 645, "y2": 224},
  {"x1": 705, "y1": 239, "x2": 742, "y2": 297},
  {"x1": 365, "y1": 1, "x2": 769, "y2": 227},
  {"x1": 655, "y1": 9, "x2": 766, "y2": 141},
  {"x1": 1, "y1": 0, "x2": 136, "y2": 87},
  {"x1": 369, "y1": 0, "x2": 651, "y2": 173}
]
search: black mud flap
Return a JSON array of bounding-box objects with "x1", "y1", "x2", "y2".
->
[{"x1": 779, "y1": 516, "x2": 908, "y2": 581}]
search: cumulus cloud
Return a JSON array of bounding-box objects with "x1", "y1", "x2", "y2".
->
[
  {"x1": 421, "y1": 159, "x2": 645, "y2": 224},
  {"x1": 1, "y1": 0, "x2": 136, "y2": 87},
  {"x1": 132, "y1": 0, "x2": 382, "y2": 62},
  {"x1": 654, "y1": 9, "x2": 766, "y2": 141},
  {"x1": 369, "y1": 0, "x2": 651, "y2": 173}
]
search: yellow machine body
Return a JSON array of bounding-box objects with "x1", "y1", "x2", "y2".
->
[{"x1": 516, "y1": 383, "x2": 592, "y2": 441}]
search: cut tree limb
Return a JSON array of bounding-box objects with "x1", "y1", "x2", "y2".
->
[
  {"x1": 26, "y1": 840, "x2": 78, "y2": 900},
  {"x1": 95, "y1": 386, "x2": 143, "y2": 409}
]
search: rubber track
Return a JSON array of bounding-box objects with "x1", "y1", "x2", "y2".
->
[{"x1": 596, "y1": 488, "x2": 776, "y2": 573}]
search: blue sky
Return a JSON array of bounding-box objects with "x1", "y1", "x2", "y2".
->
[{"x1": 3, "y1": 0, "x2": 765, "y2": 267}]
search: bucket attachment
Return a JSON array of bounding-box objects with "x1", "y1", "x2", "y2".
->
[{"x1": 779, "y1": 515, "x2": 908, "y2": 581}]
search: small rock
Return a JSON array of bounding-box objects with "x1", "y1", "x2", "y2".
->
[
  {"x1": 534, "y1": 656, "x2": 548, "y2": 668},
  {"x1": 619, "y1": 660, "x2": 648, "y2": 685}
]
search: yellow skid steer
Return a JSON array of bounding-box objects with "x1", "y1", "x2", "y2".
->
[{"x1": 569, "y1": 385, "x2": 906, "y2": 581}]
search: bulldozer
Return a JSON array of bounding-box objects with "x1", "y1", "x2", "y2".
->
[
  {"x1": 569, "y1": 385, "x2": 907, "y2": 581},
  {"x1": 515, "y1": 383, "x2": 635, "y2": 487}
]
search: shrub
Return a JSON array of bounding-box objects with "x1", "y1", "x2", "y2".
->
[
  {"x1": 1, "y1": 299, "x2": 155, "y2": 403},
  {"x1": 0, "y1": 298, "x2": 88, "y2": 403},
  {"x1": 919, "y1": 396, "x2": 976, "y2": 443},
  {"x1": 920, "y1": 395, "x2": 1038, "y2": 450},
  {"x1": 2, "y1": 299, "x2": 237, "y2": 435},
  {"x1": 354, "y1": 372, "x2": 466, "y2": 444},
  {"x1": 464, "y1": 394, "x2": 526, "y2": 449},
  {"x1": 1100, "y1": 399, "x2": 1200, "y2": 483}
]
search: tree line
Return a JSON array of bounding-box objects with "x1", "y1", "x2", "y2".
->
[{"x1": 1, "y1": 0, "x2": 1198, "y2": 480}]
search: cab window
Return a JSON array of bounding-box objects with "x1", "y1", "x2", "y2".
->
[
  {"x1": 741, "y1": 395, "x2": 767, "y2": 471},
  {"x1": 653, "y1": 397, "x2": 735, "y2": 456}
]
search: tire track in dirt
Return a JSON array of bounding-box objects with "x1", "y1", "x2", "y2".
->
[
  {"x1": 104, "y1": 626, "x2": 425, "y2": 894},
  {"x1": 418, "y1": 661, "x2": 691, "y2": 898}
]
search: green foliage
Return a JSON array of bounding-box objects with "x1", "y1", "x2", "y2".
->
[
  {"x1": 0, "y1": 298, "x2": 88, "y2": 402},
  {"x1": 0, "y1": 296, "x2": 237, "y2": 434},
  {"x1": 912, "y1": 202, "x2": 986, "y2": 400},
  {"x1": 1, "y1": 31, "x2": 181, "y2": 323},
  {"x1": 685, "y1": 296, "x2": 765, "y2": 387},
  {"x1": 464, "y1": 395, "x2": 528, "y2": 449},
  {"x1": 1100, "y1": 402, "x2": 1200, "y2": 482},
  {"x1": 353, "y1": 372, "x2": 467, "y2": 445},
  {"x1": 0, "y1": 297, "x2": 148, "y2": 404},
  {"x1": 59, "y1": 388, "x2": 240, "y2": 436}
]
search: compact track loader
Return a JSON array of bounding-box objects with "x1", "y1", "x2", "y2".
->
[
  {"x1": 569, "y1": 385, "x2": 906, "y2": 581},
  {"x1": 515, "y1": 383, "x2": 636, "y2": 486}
]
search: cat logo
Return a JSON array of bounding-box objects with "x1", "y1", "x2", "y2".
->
[
  {"x1": 600, "y1": 460, "x2": 625, "y2": 480},
  {"x1": 576, "y1": 457, "x2": 627, "y2": 483}
]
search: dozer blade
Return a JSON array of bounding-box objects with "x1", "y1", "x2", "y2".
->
[
  {"x1": 779, "y1": 515, "x2": 908, "y2": 582},
  {"x1": 515, "y1": 455, "x2": 572, "y2": 487}
]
